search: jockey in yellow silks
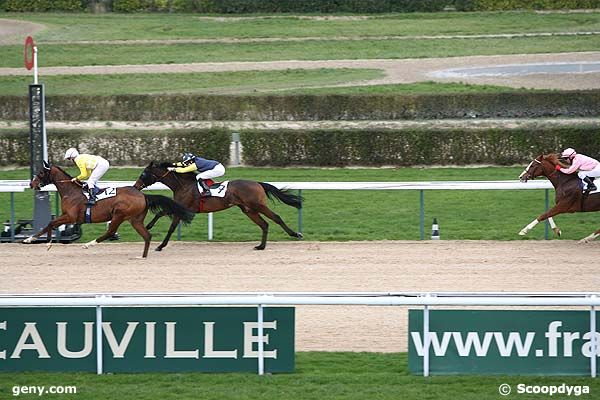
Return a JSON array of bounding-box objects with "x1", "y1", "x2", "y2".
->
[{"x1": 64, "y1": 148, "x2": 110, "y2": 204}]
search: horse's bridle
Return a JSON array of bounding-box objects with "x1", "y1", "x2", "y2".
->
[
  {"x1": 138, "y1": 168, "x2": 176, "y2": 190},
  {"x1": 520, "y1": 157, "x2": 559, "y2": 182}
]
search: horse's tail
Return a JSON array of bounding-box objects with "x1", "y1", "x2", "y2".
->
[
  {"x1": 144, "y1": 194, "x2": 195, "y2": 224},
  {"x1": 259, "y1": 182, "x2": 303, "y2": 209}
]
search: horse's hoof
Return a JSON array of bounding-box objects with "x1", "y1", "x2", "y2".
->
[
  {"x1": 518, "y1": 230, "x2": 527, "y2": 236},
  {"x1": 296, "y1": 232, "x2": 304, "y2": 239},
  {"x1": 46, "y1": 243, "x2": 53, "y2": 251},
  {"x1": 155, "y1": 246, "x2": 163, "y2": 252},
  {"x1": 254, "y1": 245, "x2": 266, "y2": 250},
  {"x1": 553, "y1": 228, "x2": 562, "y2": 237},
  {"x1": 82, "y1": 240, "x2": 97, "y2": 249},
  {"x1": 22, "y1": 236, "x2": 34, "y2": 244}
]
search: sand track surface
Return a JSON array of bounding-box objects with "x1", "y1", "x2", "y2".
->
[{"x1": 2, "y1": 240, "x2": 598, "y2": 352}]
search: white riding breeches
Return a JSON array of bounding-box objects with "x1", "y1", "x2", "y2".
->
[
  {"x1": 87, "y1": 158, "x2": 109, "y2": 189},
  {"x1": 577, "y1": 165, "x2": 600, "y2": 180},
  {"x1": 197, "y1": 163, "x2": 225, "y2": 180}
]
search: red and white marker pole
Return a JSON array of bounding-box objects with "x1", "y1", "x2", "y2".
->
[{"x1": 24, "y1": 35, "x2": 38, "y2": 83}]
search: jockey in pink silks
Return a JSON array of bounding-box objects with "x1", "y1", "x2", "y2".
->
[{"x1": 557, "y1": 148, "x2": 600, "y2": 192}]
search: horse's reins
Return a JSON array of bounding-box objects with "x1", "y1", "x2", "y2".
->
[{"x1": 139, "y1": 169, "x2": 178, "y2": 190}]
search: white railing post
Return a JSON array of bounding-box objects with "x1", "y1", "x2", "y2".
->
[
  {"x1": 95, "y1": 296, "x2": 104, "y2": 375},
  {"x1": 591, "y1": 295, "x2": 597, "y2": 378},
  {"x1": 423, "y1": 293, "x2": 431, "y2": 377},
  {"x1": 208, "y1": 212, "x2": 213, "y2": 241},
  {"x1": 258, "y1": 303, "x2": 264, "y2": 375}
]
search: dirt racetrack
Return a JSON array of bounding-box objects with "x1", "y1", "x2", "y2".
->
[{"x1": 1, "y1": 240, "x2": 599, "y2": 352}]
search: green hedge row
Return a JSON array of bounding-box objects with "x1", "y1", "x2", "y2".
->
[
  {"x1": 3, "y1": 126, "x2": 599, "y2": 167},
  {"x1": 240, "y1": 127, "x2": 600, "y2": 166},
  {"x1": 0, "y1": 128, "x2": 231, "y2": 166},
  {"x1": 2, "y1": 0, "x2": 86, "y2": 11},
  {"x1": 2, "y1": 92, "x2": 599, "y2": 121},
  {"x1": 4, "y1": 0, "x2": 598, "y2": 12},
  {"x1": 454, "y1": 0, "x2": 600, "y2": 11}
]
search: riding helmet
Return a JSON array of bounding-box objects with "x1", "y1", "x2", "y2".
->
[
  {"x1": 561, "y1": 148, "x2": 576, "y2": 159},
  {"x1": 182, "y1": 152, "x2": 195, "y2": 164},
  {"x1": 64, "y1": 148, "x2": 79, "y2": 160}
]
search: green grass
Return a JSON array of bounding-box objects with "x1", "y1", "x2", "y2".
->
[
  {"x1": 0, "y1": 69, "x2": 384, "y2": 96},
  {"x1": 0, "y1": 352, "x2": 597, "y2": 400},
  {"x1": 5, "y1": 11, "x2": 600, "y2": 41},
  {"x1": 2, "y1": 35, "x2": 600, "y2": 67},
  {"x1": 0, "y1": 77, "x2": 526, "y2": 96},
  {"x1": 279, "y1": 81, "x2": 531, "y2": 94},
  {"x1": 2, "y1": 167, "x2": 600, "y2": 244}
]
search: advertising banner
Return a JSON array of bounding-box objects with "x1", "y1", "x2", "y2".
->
[
  {"x1": 0, "y1": 306, "x2": 294, "y2": 373},
  {"x1": 409, "y1": 310, "x2": 598, "y2": 375}
]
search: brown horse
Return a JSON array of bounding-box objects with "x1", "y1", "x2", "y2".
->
[
  {"x1": 26, "y1": 161, "x2": 194, "y2": 257},
  {"x1": 134, "y1": 161, "x2": 303, "y2": 251},
  {"x1": 518, "y1": 153, "x2": 600, "y2": 242}
]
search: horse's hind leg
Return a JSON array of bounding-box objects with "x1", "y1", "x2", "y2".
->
[
  {"x1": 83, "y1": 215, "x2": 125, "y2": 249},
  {"x1": 258, "y1": 205, "x2": 303, "y2": 239},
  {"x1": 130, "y1": 214, "x2": 153, "y2": 258},
  {"x1": 579, "y1": 228, "x2": 600, "y2": 244},
  {"x1": 155, "y1": 216, "x2": 180, "y2": 252},
  {"x1": 146, "y1": 211, "x2": 165, "y2": 230},
  {"x1": 241, "y1": 208, "x2": 269, "y2": 250}
]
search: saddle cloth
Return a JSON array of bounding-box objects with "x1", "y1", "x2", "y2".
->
[
  {"x1": 82, "y1": 187, "x2": 118, "y2": 202},
  {"x1": 198, "y1": 181, "x2": 229, "y2": 198}
]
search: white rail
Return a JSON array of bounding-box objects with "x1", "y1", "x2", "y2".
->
[
  {"x1": 0, "y1": 179, "x2": 556, "y2": 241},
  {"x1": 0, "y1": 292, "x2": 597, "y2": 377},
  {"x1": 0, "y1": 179, "x2": 553, "y2": 191}
]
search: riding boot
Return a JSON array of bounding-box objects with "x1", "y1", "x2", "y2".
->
[
  {"x1": 199, "y1": 179, "x2": 212, "y2": 197},
  {"x1": 583, "y1": 177, "x2": 597, "y2": 192},
  {"x1": 88, "y1": 187, "x2": 98, "y2": 205}
]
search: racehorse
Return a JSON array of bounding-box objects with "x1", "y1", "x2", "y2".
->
[
  {"x1": 134, "y1": 161, "x2": 303, "y2": 251},
  {"x1": 518, "y1": 153, "x2": 600, "y2": 242},
  {"x1": 26, "y1": 161, "x2": 194, "y2": 258}
]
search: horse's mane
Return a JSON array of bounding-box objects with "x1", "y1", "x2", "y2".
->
[
  {"x1": 543, "y1": 153, "x2": 568, "y2": 168},
  {"x1": 52, "y1": 164, "x2": 73, "y2": 179}
]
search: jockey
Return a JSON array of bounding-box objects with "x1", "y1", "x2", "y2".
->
[
  {"x1": 168, "y1": 152, "x2": 225, "y2": 197},
  {"x1": 64, "y1": 148, "x2": 110, "y2": 205},
  {"x1": 557, "y1": 148, "x2": 600, "y2": 192}
]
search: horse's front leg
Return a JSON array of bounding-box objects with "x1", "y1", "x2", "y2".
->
[
  {"x1": 579, "y1": 228, "x2": 600, "y2": 244},
  {"x1": 23, "y1": 214, "x2": 72, "y2": 250},
  {"x1": 155, "y1": 216, "x2": 180, "y2": 252},
  {"x1": 519, "y1": 209, "x2": 563, "y2": 236}
]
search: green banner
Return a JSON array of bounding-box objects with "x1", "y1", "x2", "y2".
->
[
  {"x1": 0, "y1": 306, "x2": 294, "y2": 373},
  {"x1": 409, "y1": 310, "x2": 598, "y2": 375}
]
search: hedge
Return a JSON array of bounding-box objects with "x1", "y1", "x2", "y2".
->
[
  {"x1": 0, "y1": 128, "x2": 231, "y2": 166},
  {"x1": 3, "y1": 0, "x2": 86, "y2": 11},
  {"x1": 454, "y1": 0, "x2": 600, "y2": 11},
  {"x1": 2, "y1": 92, "x2": 599, "y2": 121},
  {"x1": 3, "y1": 126, "x2": 597, "y2": 167},
  {"x1": 2, "y1": 0, "x2": 600, "y2": 12},
  {"x1": 240, "y1": 127, "x2": 600, "y2": 167}
]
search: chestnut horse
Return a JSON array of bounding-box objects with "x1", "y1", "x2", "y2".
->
[
  {"x1": 518, "y1": 153, "x2": 600, "y2": 242},
  {"x1": 26, "y1": 161, "x2": 194, "y2": 257},
  {"x1": 134, "y1": 161, "x2": 303, "y2": 251}
]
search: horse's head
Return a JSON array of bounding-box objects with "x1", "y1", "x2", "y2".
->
[
  {"x1": 30, "y1": 161, "x2": 53, "y2": 189},
  {"x1": 519, "y1": 154, "x2": 564, "y2": 182},
  {"x1": 134, "y1": 161, "x2": 172, "y2": 190}
]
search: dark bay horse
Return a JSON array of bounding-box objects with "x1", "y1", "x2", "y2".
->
[
  {"x1": 134, "y1": 162, "x2": 303, "y2": 251},
  {"x1": 26, "y1": 161, "x2": 194, "y2": 257},
  {"x1": 518, "y1": 153, "x2": 600, "y2": 242}
]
